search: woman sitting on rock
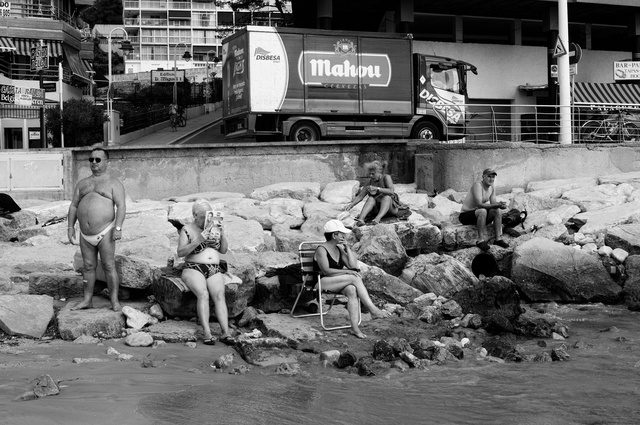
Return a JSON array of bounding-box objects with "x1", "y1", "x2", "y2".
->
[
  {"x1": 176, "y1": 200, "x2": 235, "y2": 346},
  {"x1": 314, "y1": 220, "x2": 390, "y2": 339},
  {"x1": 344, "y1": 160, "x2": 402, "y2": 226}
]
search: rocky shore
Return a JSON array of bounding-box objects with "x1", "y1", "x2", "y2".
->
[{"x1": 3, "y1": 172, "x2": 640, "y2": 392}]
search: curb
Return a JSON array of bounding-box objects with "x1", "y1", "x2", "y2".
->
[{"x1": 170, "y1": 118, "x2": 223, "y2": 145}]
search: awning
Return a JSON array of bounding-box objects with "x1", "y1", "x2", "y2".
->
[
  {"x1": 12, "y1": 39, "x2": 63, "y2": 57},
  {"x1": 0, "y1": 37, "x2": 16, "y2": 52},
  {"x1": 573, "y1": 82, "x2": 640, "y2": 107},
  {"x1": 82, "y1": 59, "x2": 109, "y2": 87},
  {"x1": 63, "y1": 45, "x2": 90, "y2": 84}
]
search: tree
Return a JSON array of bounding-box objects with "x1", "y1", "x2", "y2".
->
[
  {"x1": 46, "y1": 99, "x2": 106, "y2": 147},
  {"x1": 80, "y1": 0, "x2": 123, "y2": 27}
]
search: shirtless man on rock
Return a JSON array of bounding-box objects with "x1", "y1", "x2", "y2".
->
[
  {"x1": 67, "y1": 148, "x2": 126, "y2": 311},
  {"x1": 459, "y1": 168, "x2": 509, "y2": 251}
]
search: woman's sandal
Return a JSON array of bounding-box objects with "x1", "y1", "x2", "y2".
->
[
  {"x1": 218, "y1": 336, "x2": 237, "y2": 346},
  {"x1": 203, "y1": 338, "x2": 216, "y2": 346}
]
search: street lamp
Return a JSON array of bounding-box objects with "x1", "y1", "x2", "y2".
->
[
  {"x1": 205, "y1": 49, "x2": 217, "y2": 114},
  {"x1": 107, "y1": 27, "x2": 133, "y2": 146},
  {"x1": 172, "y1": 42, "x2": 192, "y2": 105}
]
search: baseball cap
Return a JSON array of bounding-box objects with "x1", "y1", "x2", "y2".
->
[
  {"x1": 323, "y1": 219, "x2": 352, "y2": 234},
  {"x1": 483, "y1": 168, "x2": 497, "y2": 176}
]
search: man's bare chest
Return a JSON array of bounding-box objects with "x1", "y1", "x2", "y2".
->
[{"x1": 79, "y1": 179, "x2": 113, "y2": 200}]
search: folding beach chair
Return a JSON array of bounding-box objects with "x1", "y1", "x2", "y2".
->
[{"x1": 290, "y1": 241, "x2": 361, "y2": 331}]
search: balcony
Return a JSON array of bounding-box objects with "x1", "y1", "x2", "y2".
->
[{"x1": 4, "y1": 2, "x2": 76, "y2": 26}]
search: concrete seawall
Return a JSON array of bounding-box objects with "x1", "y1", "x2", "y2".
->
[{"x1": 11, "y1": 141, "x2": 640, "y2": 202}]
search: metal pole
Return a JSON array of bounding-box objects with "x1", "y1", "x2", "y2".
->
[
  {"x1": 107, "y1": 33, "x2": 112, "y2": 146},
  {"x1": 59, "y1": 62, "x2": 64, "y2": 147},
  {"x1": 173, "y1": 51, "x2": 177, "y2": 105},
  {"x1": 558, "y1": 0, "x2": 572, "y2": 144},
  {"x1": 205, "y1": 56, "x2": 209, "y2": 114}
]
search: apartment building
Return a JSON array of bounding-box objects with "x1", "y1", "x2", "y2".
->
[
  {"x1": 122, "y1": 0, "x2": 289, "y2": 74},
  {"x1": 0, "y1": 0, "x2": 95, "y2": 150}
]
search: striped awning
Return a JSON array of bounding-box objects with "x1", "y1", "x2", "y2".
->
[
  {"x1": 12, "y1": 39, "x2": 63, "y2": 57},
  {"x1": 63, "y1": 45, "x2": 90, "y2": 83},
  {"x1": 0, "y1": 37, "x2": 16, "y2": 52},
  {"x1": 573, "y1": 82, "x2": 640, "y2": 107}
]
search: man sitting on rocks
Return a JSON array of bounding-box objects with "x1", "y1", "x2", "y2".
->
[{"x1": 459, "y1": 168, "x2": 509, "y2": 251}]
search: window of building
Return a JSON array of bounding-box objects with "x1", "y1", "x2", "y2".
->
[
  {"x1": 141, "y1": 29, "x2": 167, "y2": 43},
  {"x1": 4, "y1": 128, "x2": 23, "y2": 149},
  {"x1": 141, "y1": 45, "x2": 167, "y2": 61}
]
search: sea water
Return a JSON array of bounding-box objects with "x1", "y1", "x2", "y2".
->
[{"x1": 138, "y1": 304, "x2": 640, "y2": 425}]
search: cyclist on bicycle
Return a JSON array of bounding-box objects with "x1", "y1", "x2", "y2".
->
[{"x1": 169, "y1": 102, "x2": 178, "y2": 131}]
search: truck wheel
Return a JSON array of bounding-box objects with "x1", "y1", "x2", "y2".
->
[
  {"x1": 412, "y1": 122, "x2": 441, "y2": 140},
  {"x1": 289, "y1": 122, "x2": 320, "y2": 142}
]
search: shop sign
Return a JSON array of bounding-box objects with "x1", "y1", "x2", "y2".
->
[{"x1": 613, "y1": 61, "x2": 640, "y2": 81}]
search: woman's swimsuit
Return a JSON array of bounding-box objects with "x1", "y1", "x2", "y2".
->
[
  {"x1": 183, "y1": 262, "x2": 222, "y2": 279},
  {"x1": 313, "y1": 245, "x2": 345, "y2": 277},
  {"x1": 182, "y1": 227, "x2": 222, "y2": 279}
]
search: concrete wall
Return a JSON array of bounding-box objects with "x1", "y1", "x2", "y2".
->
[
  {"x1": 416, "y1": 142, "x2": 640, "y2": 194},
  {"x1": 69, "y1": 141, "x2": 416, "y2": 200}
]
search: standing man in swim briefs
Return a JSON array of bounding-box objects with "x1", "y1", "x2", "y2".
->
[
  {"x1": 459, "y1": 168, "x2": 509, "y2": 251},
  {"x1": 67, "y1": 148, "x2": 126, "y2": 311}
]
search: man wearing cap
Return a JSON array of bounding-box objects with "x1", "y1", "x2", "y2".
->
[
  {"x1": 459, "y1": 168, "x2": 509, "y2": 251},
  {"x1": 313, "y1": 219, "x2": 390, "y2": 339}
]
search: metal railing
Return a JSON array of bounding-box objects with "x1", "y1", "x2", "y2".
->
[
  {"x1": 451, "y1": 103, "x2": 640, "y2": 144},
  {"x1": 120, "y1": 107, "x2": 169, "y2": 135},
  {"x1": 5, "y1": 2, "x2": 75, "y2": 26}
]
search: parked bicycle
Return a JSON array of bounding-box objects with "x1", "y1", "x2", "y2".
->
[{"x1": 579, "y1": 111, "x2": 640, "y2": 143}]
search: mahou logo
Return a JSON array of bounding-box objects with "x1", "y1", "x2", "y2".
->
[{"x1": 298, "y1": 38, "x2": 391, "y2": 87}]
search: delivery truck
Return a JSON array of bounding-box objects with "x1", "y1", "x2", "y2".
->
[{"x1": 221, "y1": 26, "x2": 477, "y2": 142}]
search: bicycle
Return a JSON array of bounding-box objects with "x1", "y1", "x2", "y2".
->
[
  {"x1": 579, "y1": 111, "x2": 640, "y2": 143},
  {"x1": 176, "y1": 110, "x2": 187, "y2": 127}
]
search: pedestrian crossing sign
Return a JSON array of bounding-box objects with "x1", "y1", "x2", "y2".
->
[{"x1": 552, "y1": 36, "x2": 567, "y2": 58}]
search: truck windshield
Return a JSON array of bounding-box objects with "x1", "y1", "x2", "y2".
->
[{"x1": 430, "y1": 68, "x2": 461, "y2": 94}]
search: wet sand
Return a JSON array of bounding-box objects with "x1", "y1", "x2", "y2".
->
[{"x1": 2, "y1": 303, "x2": 640, "y2": 425}]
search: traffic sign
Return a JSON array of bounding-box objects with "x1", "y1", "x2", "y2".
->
[
  {"x1": 550, "y1": 63, "x2": 577, "y2": 78},
  {"x1": 552, "y1": 36, "x2": 567, "y2": 58},
  {"x1": 569, "y1": 43, "x2": 582, "y2": 65}
]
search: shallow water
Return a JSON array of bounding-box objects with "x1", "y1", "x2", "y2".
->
[{"x1": 138, "y1": 304, "x2": 640, "y2": 425}]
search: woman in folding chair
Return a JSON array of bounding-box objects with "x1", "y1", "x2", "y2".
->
[{"x1": 314, "y1": 220, "x2": 390, "y2": 339}]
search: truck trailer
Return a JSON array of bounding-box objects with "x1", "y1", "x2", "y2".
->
[{"x1": 221, "y1": 26, "x2": 477, "y2": 142}]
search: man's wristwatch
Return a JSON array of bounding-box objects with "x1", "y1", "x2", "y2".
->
[{"x1": 115, "y1": 227, "x2": 122, "y2": 231}]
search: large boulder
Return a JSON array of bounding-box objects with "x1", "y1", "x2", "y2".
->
[
  {"x1": 394, "y1": 221, "x2": 442, "y2": 253},
  {"x1": 164, "y1": 192, "x2": 246, "y2": 202},
  {"x1": 0, "y1": 294, "x2": 54, "y2": 338},
  {"x1": 73, "y1": 250, "x2": 163, "y2": 290},
  {"x1": 420, "y1": 195, "x2": 461, "y2": 224},
  {"x1": 441, "y1": 224, "x2": 496, "y2": 251},
  {"x1": 511, "y1": 237, "x2": 622, "y2": 303},
  {"x1": 57, "y1": 297, "x2": 127, "y2": 340},
  {"x1": 399, "y1": 253, "x2": 478, "y2": 297},
  {"x1": 29, "y1": 273, "x2": 84, "y2": 298},
  {"x1": 622, "y1": 255, "x2": 640, "y2": 307},
  {"x1": 451, "y1": 276, "x2": 524, "y2": 333},
  {"x1": 250, "y1": 182, "x2": 321, "y2": 201},
  {"x1": 573, "y1": 200, "x2": 640, "y2": 235},
  {"x1": 224, "y1": 216, "x2": 268, "y2": 252},
  {"x1": 227, "y1": 200, "x2": 304, "y2": 230},
  {"x1": 598, "y1": 171, "x2": 640, "y2": 186},
  {"x1": 23, "y1": 200, "x2": 71, "y2": 224},
  {"x1": 151, "y1": 269, "x2": 254, "y2": 319},
  {"x1": 115, "y1": 235, "x2": 175, "y2": 264},
  {"x1": 121, "y1": 208, "x2": 179, "y2": 243},
  {"x1": 526, "y1": 177, "x2": 598, "y2": 198},
  {"x1": 271, "y1": 224, "x2": 321, "y2": 253},
  {"x1": 561, "y1": 184, "x2": 627, "y2": 212},
  {"x1": 353, "y1": 224, "x2": 407, "y2": 276},
  {"x1": 320, "y1": 180, "x2": 359, "y2": 204},
  {"x1": 605, "y1": 224, "x2": 640, "y2": 255},
  {"x1": 0, "y1": 210, "x2": 37, "y2": 241},
  {"x1": 508, "y1": 192, "x2": 575, "y2": 214},
  {"x1": 358, "y1": 263, "x2": 423, "y2": 305},
  {"x1": 522, "y1": 204, "x2": 581, "y2": 232},
  {"x1": 302, "y1": 201, "x2": 343, "y2": 219},
  {"x1": 400, "y1": 193, "x2": 432, "y2": 213}
]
